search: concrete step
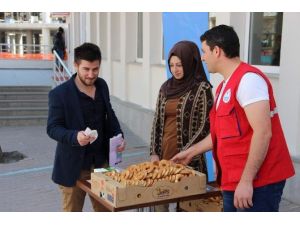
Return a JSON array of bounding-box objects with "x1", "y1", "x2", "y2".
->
[
  {"x1": 0, "y1": 107, "x2": 48, "y2": 117},
  {"x1": 0, "y1": 115, "x2": 47, "y2": 126},
  {"x1": 0, "y1": 100, "x2": 48, "y2": 108},
  {"x1": 0, "y1": 92, "x2": 49, "y2": 100},
  {"x1": 0, "y1": 86, "x2": 52, "y2": 93},
  {"x1": 0, "y1": 86, "x2": 50, "y2": 126}
]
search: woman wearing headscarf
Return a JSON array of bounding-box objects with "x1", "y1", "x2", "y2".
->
[{"x1": 150, "y1": 41, "x2": 213, "y2": 211}]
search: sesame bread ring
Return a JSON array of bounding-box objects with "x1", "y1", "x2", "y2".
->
[
  {"x1": 159, "y1": 159, "x2": 170, "y2": 167},
  {"x1": 175, "y1": 174, "x2": 184, "y2": 182},
  {"x1": 153, "y1": 161, "x2": 160, "y2": 167}
]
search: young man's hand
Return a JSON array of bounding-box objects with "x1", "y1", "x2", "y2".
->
[
  {"x1": 117, "y1": 139, "x2": 126, "y2": 152},
  {"x1": 77, "y1": 131, "x2": 94, "y2": 146}
]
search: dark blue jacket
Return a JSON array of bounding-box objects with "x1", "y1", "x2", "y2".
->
[{"x1": 47, "y1": 74, "x2": 122, "y2": 187}]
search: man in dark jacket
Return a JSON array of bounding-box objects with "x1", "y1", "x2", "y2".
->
[
  {"x1": 52, "y1": 27, "x2": 66, "y2": 70},
  {"x1": 47, "y1": 42, "x2": 125, "y2": 211},
  {"x1": 52, "y1": 27, "x2": 65, "y2": 57}
]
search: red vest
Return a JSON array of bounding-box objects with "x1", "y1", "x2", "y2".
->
[{"x1": 210, "y1": 62, "x2": 295, "y2": 191}]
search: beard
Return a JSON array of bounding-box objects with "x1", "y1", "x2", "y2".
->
[{"x1": 77, "y1": 73, "x2": 97, "y2": 86}]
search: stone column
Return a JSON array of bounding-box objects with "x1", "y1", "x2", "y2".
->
[
  {"x1": 26, "y1": 31, "x2": 33, "y2": 54},
  {"x1": 42, "y1": 28, "x2": 50, "y2": 53},
  {"x1": 4, "y1": 32, "x2": 9, "y2": 53},
  {"x1": 10, "y1": 34, "x2": 16, "y2": 54},
  {"x1": 15, "y1": 33, "x2": 23, "y2": 54}
]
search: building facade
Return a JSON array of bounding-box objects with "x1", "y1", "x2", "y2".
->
[{"x1": 0, "y1": 12, "x2": 68, "y2": 55}]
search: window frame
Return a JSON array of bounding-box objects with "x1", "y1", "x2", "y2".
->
[{"x1": 244, "y1": 12, "x2": 281, "y2": 75}]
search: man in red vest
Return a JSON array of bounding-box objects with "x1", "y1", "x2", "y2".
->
[{"x1": 172, "y1": 25, "x2": 295, "y2": 212}]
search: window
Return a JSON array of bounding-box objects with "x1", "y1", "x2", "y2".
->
[
  {"x1": 137, "y1": 12, "x2": 143, "y2": 60},
  {"x1": 248, "y1": 12, "x2": 283, "y2": 66}
]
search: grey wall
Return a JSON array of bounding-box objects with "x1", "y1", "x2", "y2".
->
[
  {"x1": 111, "y1": 96, "x2": 154, "y2": 145},
  {"x1": 0, "y1": 69, "x2": 53, "y2": 86},
  {"x1": 283, "y1": 157, "x2": 300, "y2": 204},
  {"x1": 0, "y1": 59, "x2": 54, "y2": 86}
]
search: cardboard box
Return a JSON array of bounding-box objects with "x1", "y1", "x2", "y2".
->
[
  {"x1": 179, "y1": 195, "x2": 223, "y2": 212},
  {"x1": 91, "y1": 171, "x2": 206, "y2": 208}
]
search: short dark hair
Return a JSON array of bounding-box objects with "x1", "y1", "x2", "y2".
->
[
  {"x1": 74, "y1": 42, "x2": 102, "y2": 64},
  {"x1": 200, "y1": 25, "x2": 240, "y2": 58}
]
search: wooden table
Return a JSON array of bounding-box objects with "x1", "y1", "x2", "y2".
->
[{"x1": 76, "y1": 180, "x2": 221, "y2": 212}]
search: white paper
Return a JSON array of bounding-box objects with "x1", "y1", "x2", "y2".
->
[
  {"x1": 93, "y1": 168, "x2": 109, "y2": 173},
  {"x1": 94, "y1": 167, "x2": 121, "y2": 173},
  {"x1": 84, "y1": 127, "x2": 98, "y2": 144},
  {"x1": 109, "y1": 133, "x2": 123, "y2": 166}
]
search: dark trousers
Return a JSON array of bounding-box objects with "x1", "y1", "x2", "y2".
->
[
  {"x1": 55, "y1": 49, "x2": 64, "y2": 70},
  {"x1": 222, "y1": 180, "x2": 286, "y2": 212}
]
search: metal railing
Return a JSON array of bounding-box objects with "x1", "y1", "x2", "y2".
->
[
  {"x1": 52, "y1": 50, "x2": 72, "y2": 86},
  {"x1": 0, "y1": 43, "x2": 53, "y2": 54},
  {"x1": 0, "y1": 43, "x2": 54, "y2": 60}
]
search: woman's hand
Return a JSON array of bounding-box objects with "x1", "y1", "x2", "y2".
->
[{"x1": 171, "y1": 149, "x2": 193, "y2": 165}]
